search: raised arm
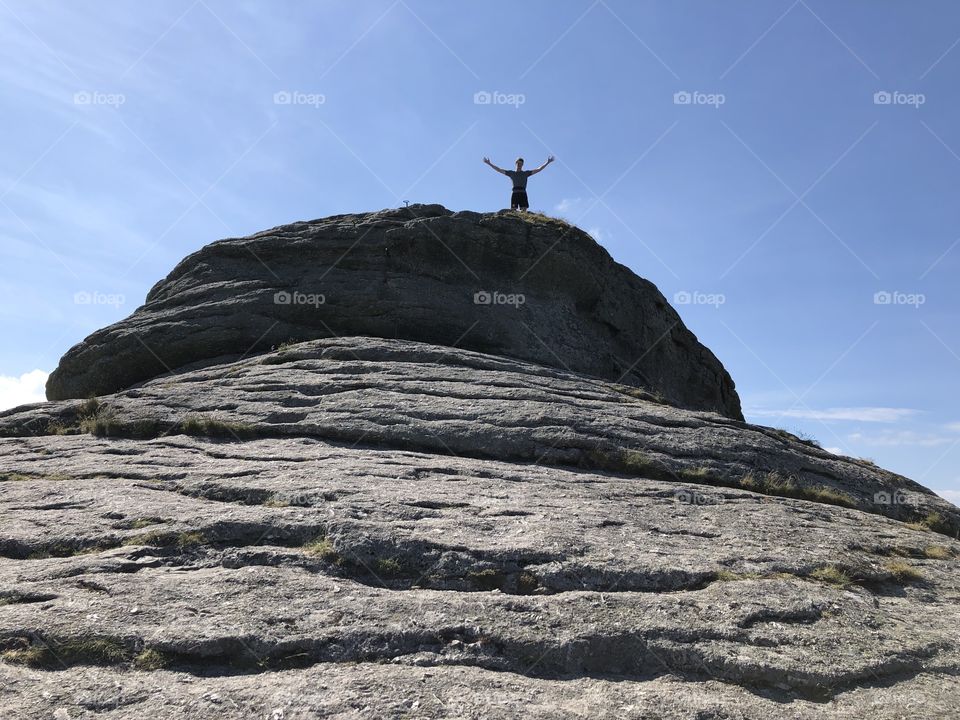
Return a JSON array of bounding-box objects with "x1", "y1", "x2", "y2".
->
[
  {"x1": 483, "y1": 157, "x2": 507, "y2": 174},
  {"x1": 528, "y1": 155, "x2": 555, "y2": 176}
]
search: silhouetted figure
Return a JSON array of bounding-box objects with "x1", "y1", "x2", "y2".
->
[{"x1": 483, "y1": 155, "x2": 554, "y2": 211}]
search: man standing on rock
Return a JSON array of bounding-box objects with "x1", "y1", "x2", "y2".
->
[{"x1": 483, "y1": 155, "x2": 554, "y2": 211}]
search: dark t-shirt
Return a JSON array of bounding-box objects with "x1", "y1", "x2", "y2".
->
[{"x1": 505, "y1": 170, "x2": 532, "y2": 190}]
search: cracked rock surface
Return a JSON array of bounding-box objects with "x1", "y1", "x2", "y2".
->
[{"x1": 1, "y1": 337, "x2": 959, "y2": 718}]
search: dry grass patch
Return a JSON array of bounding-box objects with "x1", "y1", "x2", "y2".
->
[
  {"x1": 923, "y1": 545, "x2": 953, "y2": 560},
  {"x1": 133, "y1": 648, "x2": 169, "y2": 670},
  {"x1": 810, "y1": 565, "x2": 852, "y2": 587},
  {"x1": 302, "y1": 538, "x2": 338, "y2": 562},
  {"x1": 884, "y1": 560, "x2": 924, "y2": 583},
  {"x1": 738, "y1": 472, "x2": 857, "y2": 509}
]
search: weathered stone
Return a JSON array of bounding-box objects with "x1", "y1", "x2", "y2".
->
[
  {"x1": 8, "y1": 337, "x2": 958, "y2": 532},
  {"x1": 5, "y1": 206, "x2": 958, "y2": 718},
  {"x1": 44, "y1": 205, "x2": 742, "y2": 419},
  {"x1": 1, "y1": 337, "x2": 958, "y2": 718}
]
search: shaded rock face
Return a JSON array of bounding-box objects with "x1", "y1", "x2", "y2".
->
[
  {"x1": 2, "y1": 337, "x2": 959, "y2": 718},
  {"x1": 45, "y1": 204, "x2": 742, "y2": 419}
]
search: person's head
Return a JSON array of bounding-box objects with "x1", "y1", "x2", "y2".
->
[{"x1": 515, "y1": 157, "x2": 524, "y2": 170}]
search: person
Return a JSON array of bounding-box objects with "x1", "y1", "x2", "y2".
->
[{"x1": 483, "y1": 155, "x2": 554, "y2": 211}]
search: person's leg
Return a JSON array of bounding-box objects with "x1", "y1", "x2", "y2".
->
[
  {"x1": 511, "y1": 190, "x2": 521, "y2": 210},
  {"x1": 519, "y1": 191, "x2": 529, "y2": 212}
]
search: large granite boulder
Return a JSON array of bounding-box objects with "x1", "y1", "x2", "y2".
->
[{"x1": 45, "y1": 205, "x2": 742, "y2": 419}]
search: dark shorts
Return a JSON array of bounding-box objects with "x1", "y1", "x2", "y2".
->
[{"x1": 511, "y1": 189, "x2": 529, "y2": 209}]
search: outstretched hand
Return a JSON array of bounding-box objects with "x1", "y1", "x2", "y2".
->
[
  {"x1": 483, "y1": 157, "x2": 491, "y2": 164},
  {"x1": 547, "y1": 155, "x2": 555, "y2": 163}
]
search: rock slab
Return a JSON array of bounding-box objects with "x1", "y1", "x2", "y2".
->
[{"x1": 0, "y1": 337, "x2": 958, "y2": 718}]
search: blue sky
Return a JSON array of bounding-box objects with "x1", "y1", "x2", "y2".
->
[{"x1": 1, "y1": 1, "x2": 958, "y2": 502}]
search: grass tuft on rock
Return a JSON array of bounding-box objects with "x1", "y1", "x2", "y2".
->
[
  {"x1": 504, "y1": 209, "x2": 576, "y2": 231},
  {"x1": 468, "y1": 568, "x2": 506, "y2": 591},
  {"x1": 123, "y1": 530, "x2": 205, "y2": 550},
  {"x1": 883, "y1": 559, "x2": 924, "y2": 583},
  {"x1": 923, "y1": 545, "x2": 953, "y2": 560},
  {"x1": 516, "y1": 571, "x2": 541, "y2": 595},
  {"x1": 302, "y1": 537, "x2": 338, "y2": 562},
  {"x1": 1, "y1": 636, "x2": 132, "y2": 669},
  {"x1": 588, "y1": 448, "x2": 664, "y2": 479},
  {"x1": 374, "y1": 557, "x2": 404, "y2": 577},
  {"x1": 738, "y1": 472, "x2": 858, "y2": 509},
  {"x1": 809, "y1": 565, "x2": 853, "y2": 587},
  {"x1": 133, "y1": 648, "x2": 170, "y2": 671}
]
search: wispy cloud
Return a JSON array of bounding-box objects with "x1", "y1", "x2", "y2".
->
[
  {"x1": 554, "y1": 197, "x2": 583, "y2": 213},
  {"x1": 848, "y1": 430, "x2": 956, "y2": 447},
  {"x1": 0, "y1": 369, "x2": 48, "y2": 411},
  {"x1": 935, "y1": 489, "x2": 960, "y2": 506},
  {"x1": 749, "y1": 407, "x2": 919, "y2": 423}
]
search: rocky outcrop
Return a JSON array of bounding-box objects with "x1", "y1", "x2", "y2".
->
[
  {"x1": 4, "y1": 207, "x2": 958, "y2": 718},
  {"x1": 44, "y1": 205, "x2": 742, "y2": 419},
  {"x1": 7, "y1": 337, "x2": 959, "y2": 532},
  {"x1": 2, "y1": 336, "x2": 959, "y2": 718}
]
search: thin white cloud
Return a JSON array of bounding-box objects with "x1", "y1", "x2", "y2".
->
[
  {"x1": 824, "y1": 446, "x2": 844, "y2": 455},
  {"x1": 848, "y1": 430, "x2": 955, "y2": 447},
  {"x1": 935, "y1": 489, "x2": 960, "y2": 507},
  {"x1": 0, "y1": 370, "x2": 49, "y2": 411},
  {"x1": 554, "y1": 197, "x2": 582, "y2": 213},
  {"x1": 749, "y1": 407, "x2": 919, "y2": 423},
  {"x1": 945, "y1": 422, "x2": 960, "y2": 433},
  {"x1": 587, "y1": 227, "x2": 604, "y2": 242}
]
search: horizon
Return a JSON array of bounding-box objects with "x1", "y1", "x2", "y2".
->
[{"x1": 1, "y1": 1, "x2": 958, "y2": 504}]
